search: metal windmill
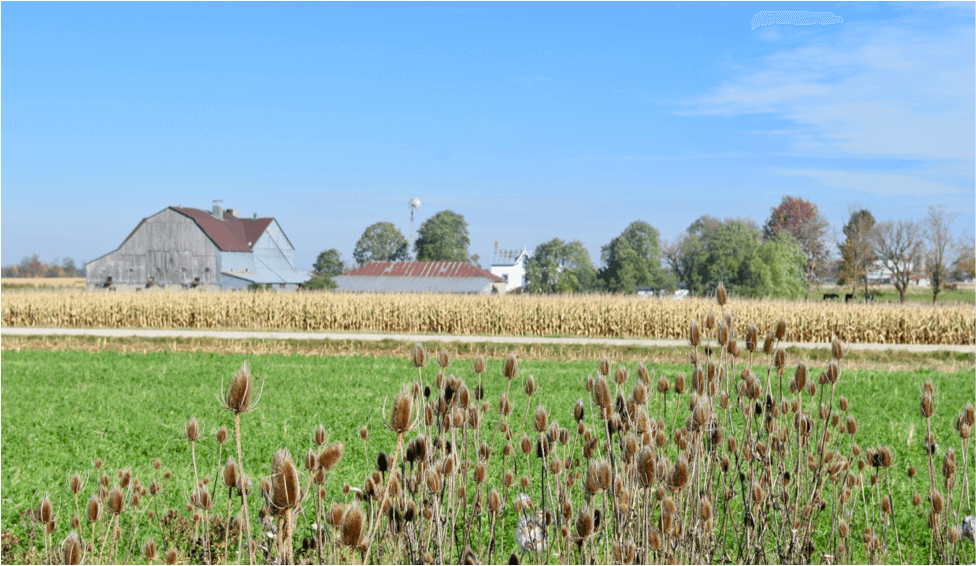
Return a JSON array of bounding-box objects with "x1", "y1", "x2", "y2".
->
[{"x1": 408, "y1": 198, "x2": 421, "y2": 243}]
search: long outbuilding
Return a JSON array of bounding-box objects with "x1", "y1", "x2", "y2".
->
[
  {"x1": 333, "y1": 261, "x2": 506, "y2": 294},
  {"x1": 86, "y1": 202, "x2": 311, "y2": 290}
]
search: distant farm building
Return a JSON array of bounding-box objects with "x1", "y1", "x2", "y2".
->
[
  {"x1": 86, "y1": 201, "x2": 311, "y2": 291},
  {"x1": 489, "y1": 246, "x2": 530, "y2": 292},
  {"x1": 333, "y1": 261, "x2": 506, "y2": 294}
]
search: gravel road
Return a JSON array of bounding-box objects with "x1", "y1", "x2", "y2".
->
[{"x1": 2, "y1": 327, "x2": 972, "y2": 353}]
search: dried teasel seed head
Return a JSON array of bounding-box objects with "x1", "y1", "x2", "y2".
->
[
  {"x1": 56, "y1": 530, "x2": 82, "y2": 565},
  {"x1": 503, "y1": 352, "x2": 519, "y2": 379},
  {"x1": 744, "y1": 323, "x2": 758, "y2": 352},
  {"x1": 943, "y1": 449, "x2": 957, "y2": 479},
  {"x1": 715, "y1": 283, "x2": 728, "y2": 306},
  {"x1": 141, "y1": 538, "x2": 158, "y2": 562},
  {"x1": 520, "y1": 434, "x2": 532, "y2": 455},
  {"x1": 214, "y1": 425, "x2": 228, "y2": 445},
  {"x1": 437, "y1": 350, "x2": 451, "y2": 368},
  {"x1": 389, "y1": 386, "x2": 415, "y2": 434},
  {"x1": 532, "y1": 405, "x2": 551, "y2": 432},
  {"x1": 657, "y1": 377, "x2": 670, "y2": 394},
  {"x1": 270, "y1": 449, "x2": 301, "y2": 510},
  {"x1": 668, "y1": 457, "x2": 689, "y2": 491},
  {"x1": 319, "y1": 443, "x2": 344, "y2": 472},
  {"x1": 225, "y1": 362, "x2": 254, "y2": 414},
  {"x1": 773, "y1": 348, "x2": 787, "y2": 371},
  {"x1": 38, "y1": 494, "x2": 54, "y2": 524},
  {"x1": 689, "y1": 319, "x2": 702, "y2": 346},
  {"x1": 775, "y1": 317, "x2": 787, "y2": 341},
  {"x1": 305, "y1": 448, "x2": 319, "y2": 472},
  {"x1": 341, "y1": 502, "x2": 366, "y2": 547},
  {"x1": 598, "y1": 353, "x2": 611, "y2": 378},
  {"x1": 314, "y1": 424, "x2": 327, "y2": 446},
  {"x1": 473, "y1": 354, "x2": 486, "y2": 374},
  {"x1": 831, "y1": 336, "x2": 845, "y2": 360},
  {"x1": 614, "y1": 364, "x2": 629, "y2": 385},
  {"x1": 68, "y1": 473, "x2": 83, "y2": 495},
  {"x1": 931, "y1": 490, "x2": 944, "y2": 513},
  {"x1": 185, "y1": 416, "x2": 201, "y2": 442},
  {"x1": 921, "y1": 393, "x2": 934, "y2": 418},
  {"x1": 763, "y1": 331, "x2": 775, "y2": 355},
  {"x1": 636, "y1": 446, "x2": 656, "y2": 487},
  {"x1": 524, "y1": 374, "x2": 537, "y2": 397},
  {"x1": 717, "y1": 323, "x2": 729, "y2": 346},
  {"x1": 108, "y1": 487, "x2": 125, "y2": 515},
  {"x1": 965, "y1": 402, "x2": 975, "y2": 426},
  {"x1": 86, "y1": 495, "x2": 101, "y2": 522},
  {"x1": 223, "y1": 457, "x2": 239, "y2": 488},
  {"x1": 412, "y1": 343, "x2": 427, "y2": 368}
]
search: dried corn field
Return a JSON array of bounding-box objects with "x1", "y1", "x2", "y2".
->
[{"x1": 2, "y1": 291, "x2": 973, "y2": 345}]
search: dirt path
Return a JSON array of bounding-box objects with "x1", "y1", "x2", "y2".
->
[{"x1": 2, "y1": 326, "x2": 972, "y2": 353}]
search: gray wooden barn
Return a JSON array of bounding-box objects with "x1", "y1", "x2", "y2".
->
[{"x1": 86, "y1": 202, "x2": 312, "y2": 291}]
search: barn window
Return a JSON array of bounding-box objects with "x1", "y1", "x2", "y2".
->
[
  {"x1": 204, "y1": 268, "x2": 210, "y2": 272},
  {"x1": 279, "y1": 283, "x2": 286, "y2": 289}
]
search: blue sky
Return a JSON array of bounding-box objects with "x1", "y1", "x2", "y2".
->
[{"x1": 3, "y1": 2, "x2": 973, "y2": 271}]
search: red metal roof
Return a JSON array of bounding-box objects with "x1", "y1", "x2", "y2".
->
[
  {"x1": 242, "y1": 217, "x2": 273, "y2": 248},
  {"x1": 347, "y1": 261, "x2": 505, "y2": 282},
  {"x1": 171, "y1": 207, "x2": 272, "y2": 252}
]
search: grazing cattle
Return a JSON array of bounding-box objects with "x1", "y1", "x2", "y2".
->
[
  {"x1": 823, "y1": 293, "x2": 839, "y2": 301},
  {"x1": 844, "y1": 293, "x2": 855, "y2": 303}
]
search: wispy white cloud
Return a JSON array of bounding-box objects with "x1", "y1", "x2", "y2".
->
[
  {"x1": 751, "y1": 11, "x2": 843, "y2": 30},
  {"x1": 775, "y1": 168, "x2": 968, "y2": 196},
  {"x1": 681, "y1": 11, "x2": 974, "y2": 197}
]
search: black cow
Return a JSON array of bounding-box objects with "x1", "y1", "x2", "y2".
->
[
  {"x1": 823, "y1": 293, "x2": 840, "y2": 301},
  {"x1": 844, "y1": 293, "x2": 855, "y2": 303}
]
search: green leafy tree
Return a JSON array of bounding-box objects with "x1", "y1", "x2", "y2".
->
[
  {"x1": 763, "y1": 196, "x2": 831, "y2": 283},
  {"x1": 740, "y1": 231, "x2": 808, "y2": 299},
  {"x1": 303, "y1": 248, "x2": 344, "y2": 291},
  {"x1": 302, "y1": 274, "x2": 338, "y2": 290},
  {"x1": 599, "y1": 221, "x2": 671, "y2": 293},
  {"x1": 353, "y1": 222, "x2": 410, "y2": 266},
  {"x1": 700, "y1": 220, "x2": 760, "y2": 292},
  {"x1": 837, "y1": 207, "x2": 876, "y2": 296},
  {"x1": 525, "y1": 238, "x2": 598, "y2": 293},
  {"x1": 312, "y1": 249, "x2": 344, "y2": 276},
  {"x1": 414, "y1": 210, "x2": 470, "y2": 262},
  {"x1": 671, "y1": 216, "x2": 780, "y2": 297}
]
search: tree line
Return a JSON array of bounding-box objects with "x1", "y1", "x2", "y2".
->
[
  {"x1": 1, "y1": 255, "x2": 84, "y2": 278},
  {"x1": 309, "y1": 198, "x2": 974, "y2": 297}
]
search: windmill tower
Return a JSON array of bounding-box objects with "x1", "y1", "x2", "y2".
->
[{"x1": 408, "y1": 198, "x2": 421, "y2": 244}]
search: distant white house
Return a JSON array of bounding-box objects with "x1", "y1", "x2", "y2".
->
[
  {"x1": 490, "y1": 246, "x2": 531, "y2": 292},
  {"x1": 868, "y1": 259, "x2": 924, "y2": 285}
]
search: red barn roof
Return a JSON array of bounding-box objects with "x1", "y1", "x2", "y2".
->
[
  {"x1": 346, "y1": 261, "x2": 504, "y2": 282},
  {"x1": 171, "y1": 207, "x2": 272, "y2": 252}
]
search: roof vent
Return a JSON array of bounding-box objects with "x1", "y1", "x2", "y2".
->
[{"x1": 212, "y1": 199, "x2": 224, "y2": 219}]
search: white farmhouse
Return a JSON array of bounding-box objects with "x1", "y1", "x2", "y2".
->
[{"x1": 490, "y1": 246, "x2": 531, "y2": 292}]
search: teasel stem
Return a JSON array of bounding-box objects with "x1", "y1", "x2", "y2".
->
[
  {"x1": 223, "y1": 489, "x2": 233, "y2": 566},
  {"x1": 360, "y1": 431, "x2": 405, "y2": 566},
  {"x1": 234, "y1": 412, "x2": 255, "y2": 565}
]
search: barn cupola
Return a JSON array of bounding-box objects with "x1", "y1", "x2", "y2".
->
[{"x1": 212, "y1": 199, "x2": 224, "y2": 220}]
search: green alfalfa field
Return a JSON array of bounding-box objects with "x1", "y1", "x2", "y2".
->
[{"x1": 1, "y1": 342, "x2": 973, "y2": 564}]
